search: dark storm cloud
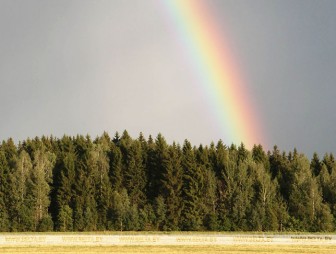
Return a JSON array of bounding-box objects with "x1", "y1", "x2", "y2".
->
[
  {"x1": 1, "y1": 0, "x2": 336, "y2": 156},
  {"x1": 213, "y1": 0, "x2": 336, "y2": 155}
]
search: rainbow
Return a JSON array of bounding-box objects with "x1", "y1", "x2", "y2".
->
[{"x1": 161, "y1": 0, "x2": 265, "y2": 148}]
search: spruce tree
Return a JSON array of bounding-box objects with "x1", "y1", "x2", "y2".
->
[
  {"x1": 250, "y1": 162, "x2": 287, "y2": 231},
  {"x1": 8, "y1": 150, "x2": 33, "y2": 231},
  {"x1": 110, "y1": 189, "x2": 130, "y2": 231},
  {"x1": 154, "y1": 196, "x2": 166, "y2": 230},
  {"x1": 160, "y1": 143, "x2": 183, "y2": 230},
  {"x1": 55, "y1": 138, "x2": 77, "y2": 230},
  {"x1": 0, "y1": 149, "x2": 9, "y2": 231},
  {"x1": 288, "y1": 154, "x2": 333, "y2": 231},
  {"x1": 91, "y1": 141, "x2": 111, "y2": 230},
  {"x1": 27, "y1": 149, "x2": 56, "y2": 231},
  {"x1": 121, "y1": 139, "x2": 146, "y2": 207},
  {"x1": 213, "y1": 140, "x2": 230, "y2": 230},
  {"x1": 180, "y1": 140, "x2": 203, "y2": 230},
  {"x1": 196, "y1": 144, "x2": 218, "y2": 230},
  {"x1": 109, "y1": 143, "x2": 122, "y2": 191},
  {"x1": 58, "y1": 205, "x2": 73, "y2": 231},
  {"x1": 311, "y1": 152, "x2": 322, "y2": 176}
]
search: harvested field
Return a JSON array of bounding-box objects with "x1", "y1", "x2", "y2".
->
[
  {"x1": 1, "y1": 233, "x2": 336, "y2": 253},
  {"x1": 1, "y1": 245, "x2": 336, "y2": 254}
]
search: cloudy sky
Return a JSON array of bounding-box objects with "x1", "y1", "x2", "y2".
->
[{"x1": 1, "y1": 0, "x2": 336, "y2": 157}]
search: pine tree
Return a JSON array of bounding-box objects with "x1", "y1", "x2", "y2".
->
[
  {"x1": 109, "y1": 143, "x2": 122, "y2": 191},
  {"x1": 0, "y1": 195, "x2": 9, "y2": 231},
  {"x1": 125, "y1": 204, "x2": 140, "y2": 231},
  {"x1": 138, "y1": 204, "x2": 156, "y2": 230},
  {"x1": 147, "y1": 134, "x2": 169, "y2": 200},
  {"x1": 227, "y1": 159, "x2": 254, "y2": 230},
  {"x1": 73, "y1": 201, "x2": 84, "y2": 231},
  {"x1": 311, "y1": 152, "x2": 322, "y2": 176},
  {"x1": 72, "y1": 135, "x2": 97, "y2": 231},
  {"x1": 110, "y1": 189, "x2": 130, "y2": 231},
  {"x1": 91, "y1": 140, "x2": 111, "y2": 230},
  {"x1": 202, "y1": 167, "x2": 218, "y2": 230},
  {"x1": 288, "y1": 154, "x2": 333, "y2": 231},
  {"x1": 154, "y1": 196, "x2": 166, "y2": 230},
  {"x1": 0, "y1": 149, "x2": 9, "y2": 231},
  {"x1": 160, "y1": 143, "x2": 183, "y2": 230},
  {"x1": 145, "y1": 136, "x2": 158, "y2": 201},
  {"x1": 319, "y1": 164, "x2": 336, "y2": 227},
  {"x1": 269, "y1": 147, "x2": 292, "y2": 202},
  {"x1": 83, "y1": 199, "x2": 98, "y2": 231},
  {"x1": 121, "y1": 138, "x2": 146, "y2": 207},
  {"x1": 323, "y1": 153, "x2": 336, "y2": 174},
  {"x1": 58, "y1": 205, "x2": 73, "y2": 231},
  {"x1": 180, "y1": 140, "x2": 203, "y2": 230},
  {"x1": 55, "y1": 147, "x2": 76, "y2": 230},
  {"x1": 27, "y1": 149, "x2": 56, "y2": 231},
  {"x1": 196, "y1": 144, "x2": 218, "y2": 230},
  {"x1": 249, "y1": 162, "x2": 286, "y2": 231},
  {"x1": 53, "y1": 136, "x2": 76, "y2": 229},
  {"x1": 2, "y1": 138, "x2": 17, "y2": 168},
  {"x1": 213, "y1": 140, "x2": 230, "y2": 230},
  {"x1": 8, "y1": 150, "x2": 33, "y2": 231}
]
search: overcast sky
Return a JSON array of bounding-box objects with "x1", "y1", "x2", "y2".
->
[{"x1": 1, "y1": 0, "x2": 336, "y2": 157}]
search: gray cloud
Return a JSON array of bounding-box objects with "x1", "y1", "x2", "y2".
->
[{"x1": 1, "y1": 0, "x2": 336, "y2": 156}]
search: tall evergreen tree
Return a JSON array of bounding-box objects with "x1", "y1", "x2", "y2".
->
[
  {"x1": 311, "y1": 152, "x2": 322, "y2": 176},
  {"x1": 7, "y1": 150, "x2": 33, "y2": 231},
  {"x1": 249, "y1": 161, "x2": 287, "y2": 231},
  {"x1": 109, "y1": 143, "x2": 122, "y2": 191},
  {"x1": 0, "y1": 149, "x2": 9, "y2": 231},
  {"x1": 180, "y1": 140, "x2": 203, "y2": 230},
  {"x1": 323, "y1": 153, "x2": 336, "y2": 174},
  {"x1": 288, "y1": 154, "x2": 333, "y2": 231},
  {"x1": 91, "y1": 141, "x2": 111, "y2": 230},
  {"x1": 148, "y1": 134, "x2": 169, "y2": 200},
  {"x1": 58, "y1": 205, "x2": 73, "y2": 231},
  {"x1": 121, "y1": 138, "x2": 146, "y2": 207},
  {"x1": 110, "y1": 188, "x2": 130, "y2": 231},
  {"x1": 222, "y1": 157, "x2": 254, "y2": 231},
  {"x1": 27, "y1": 149, "x2": 56, "y2": 231},
  {"x1": 55, "y1": 141, "x2": 77, "y2": 230},
  {"x1": 160, "y1": 143, "x2": 183, "y2": 230},
  {"x1": 72, "y1": 135, "x2": 97, "y2": 231}
]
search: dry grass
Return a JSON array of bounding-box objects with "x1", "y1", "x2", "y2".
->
[{"x1": 1, "y1": 245, "x2": 336, "y2": 254}]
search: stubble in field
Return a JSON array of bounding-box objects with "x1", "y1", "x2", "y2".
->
[{"x1": 1, "y1": 245, "x2": 336, "y2": 254}]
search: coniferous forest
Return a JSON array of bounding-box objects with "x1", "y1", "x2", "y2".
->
[{"x1": 0, "y1": 131, "x2": 335, "y2": 232}]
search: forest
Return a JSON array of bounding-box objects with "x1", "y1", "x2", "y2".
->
[{"x1": 0, "y1": 130, "x2": 335, "y2": 232}]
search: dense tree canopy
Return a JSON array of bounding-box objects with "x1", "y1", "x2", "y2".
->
[{"x1": 0, "y1": 132, "x2": 335, "y2": 232}]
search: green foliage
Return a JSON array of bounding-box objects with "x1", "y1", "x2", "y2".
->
[
  {"x1": 110, "y1": 189, "x2": 130, "y2": 231},
  {"x1": 0, "y1": 132, "x2": 335, "y2": 232},
  {"x1": 154, "y1": 196, "x2": 167, "y2": 230},
  {"x1": 120, "y1": 135, "x2": 146, "y2": 207},
  {"x1": 180, "y1": 140, "x2": 203, "y2": 231},
  {"x1": 58, "y1": 205, "x2": 73, "y2": 231},
  {"x1": 28, "y1": 149, "x2": 56, "y2": 230},
  {"x1": 37, "y1": 214, "x2": 54, "y2": 232},
  {"x1": 0, "y1": 195, "x2": 9, "y2": 231},
  {"x1": 0, "y1": 150, "x2": 9, "y2": 231}
]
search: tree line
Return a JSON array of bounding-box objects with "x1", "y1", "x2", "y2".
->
[{"x1": 0, "y1": 131, "x2": 335, "y2": 232}]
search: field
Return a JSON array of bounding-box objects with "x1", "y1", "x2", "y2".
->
[
  {"x1": 1, "y1": 245, "x2": 336, "y2": 254},
  {"x1": 1, "y1": 233, "x2": 336, "y2": 254}
]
